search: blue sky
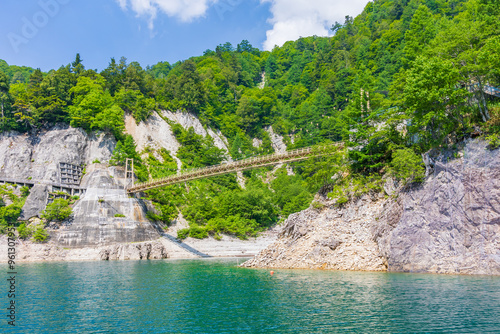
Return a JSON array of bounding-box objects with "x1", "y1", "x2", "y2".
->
[{"x1": 0, "y1": 0, "x2": 369, "y2": 71}]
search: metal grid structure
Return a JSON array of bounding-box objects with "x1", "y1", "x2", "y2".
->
[
  {"x1": 127, "y1": 144, "x2": 342, "y2": 193},
  {"x1": 125, "y1": 158, "x2": 134, "y2": 188},
  {"x1": 59, "y1": 162, "x2": 84, "y2": 185}
]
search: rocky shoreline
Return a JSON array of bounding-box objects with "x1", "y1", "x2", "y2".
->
[
  {"x1": 242, "y1": 195, "x2": 388, "y2": 271},
  {"x1": 0, "y1": 227, "x2": 278, "y2": 263},
  {"x1": 243, "y1": 139, "x2": 500, "y2": 275}
]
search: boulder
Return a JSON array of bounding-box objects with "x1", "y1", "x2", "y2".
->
[{"x1": 20, "y1": 185, "x2": 49, "y2": 219}]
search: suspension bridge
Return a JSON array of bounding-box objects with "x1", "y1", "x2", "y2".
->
[{"x1": 126, "y1": 144, "x2": 342, "y2": 193}]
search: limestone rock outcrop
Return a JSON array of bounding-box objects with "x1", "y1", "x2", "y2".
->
[
  {"x1": 124, "y1": 112, "x2": 183, "y2": 169},
  {"x1": 124, "y1": 110, "x2": 233, "y2": 170},
  {"x1": 0, "y1": 126, "x2": 115, "y2": 183},
  {"x1": 0, "y1": 126, "x2": 116, "y2": 219},
  {"x1": 0, "y1": 236, "x2": 167, "y2": 262},
  {"x1": 265, "y1": 125, "x2": 287, "y2": 154},
  {"x1": 242, "y1": 195, "x2": 387, "y2": 271},
  {"x1": 162, "y1": 110, "x2": 230, "y2": 153},
  {"x1": 244, "y1": 139, "x2": 500, "y2": 275},
  {"x1": 99, "y1": 241, "x2": 168, "y2": 260}
]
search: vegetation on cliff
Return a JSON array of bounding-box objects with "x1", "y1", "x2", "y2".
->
[
  {"x1": 0, "y1": 184, "x2": 50, "y2": 242},
  {"x1": 1, "y1": 0, "x2": 499, "y2": 238}
]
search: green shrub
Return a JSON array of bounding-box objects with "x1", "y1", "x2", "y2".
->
[
  {"x1": 114, "y1": 214, "x2": 126, "y2": 218},
  {"x1": 92, "y1": 159, "x2": 101, "y2": 164},
  {"x1": 54, "y1": 191, "x2": 69, "y2": 196},
  {"x1": 69, "y1": 196, "x2": 80, "y2": 205},
  {"x1": 0, "y1": 205, "x2": 22, "y2": 231},
  {"x1": 336, "y1": 196, "x2": 349, "y2": 206},
  {"x1": 32, "y1": 224, "x2": 49, "y2": 243},
  {"x1": 486, "y1": 134, "x2": 500, "y2": 150},
  {"x1": 389, "y1": 148, "x2": 425, "y2": 185},
  {"x1": 20, "y1": 186, "x2": 30, "y2": 197},
  {"x1": 41, "y1": 199, "x2": 72, "y2": 222},
  {"x1": 146, "y1": 211, "x2": 160, "y2": 222},
  {"x1": 17, "y1": 223, "x2": 33, "y2": 239},
  {"x1": 189, "y1": 225, "x2": 208, "y2": 239},
  {"x1": 311, "y1": 201, "x2": 325, "y2": 210},
  {"x1": 271, "y1": 170, "x2": 314, "y2": 216},
  {"x1": 205, "y1": 215, "x2": 258, "y2": 240},
  {"x1": 177, "y1": 228, "x2": 190, "y2": 240},
  {"x1": 282, "y1": 191, "x2": 313, "y2": 216}
]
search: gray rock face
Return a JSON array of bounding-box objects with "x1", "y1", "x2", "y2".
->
[
  {"x1": 245, "y1": 139, "x2": 500, "y2": 275},
  {"x1": 0, "y1": 127, "x2": 115, "y2": 183},
  {"x1": 0, "y1": 236, "x2": 167, "y2": 262},
  {"x1": 162, "y1": 110, "x2": 230, "y2": 153},
  {"x1": 266, "y1": 125, "x2": 287, "y2": 154},
  {"x1": 375, "y1": 139, "x2": 500, "y2": 275},
  {"x1": 243, "y1": 195, "x2": 387, "y2": 271},
  {"x1": 0, "y1": 127, "x2": 116, "y2": 219},
  {"x1": 99, "y1": 241, "x2": 167, "y2": 260},
  {"x1": 21, "y1": 185, "x2": 49, "y2": 220}
]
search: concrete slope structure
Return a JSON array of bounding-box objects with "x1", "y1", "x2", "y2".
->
[
  {"x1": 0, "y1": 125, "x2": 279, "y2": 259},
  {"x1": 55, "y1": 165, "x2": 161, "y2": 248}
]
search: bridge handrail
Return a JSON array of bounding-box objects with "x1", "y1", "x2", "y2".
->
[{"x1": 128, "y1": 144, "x2": 338, "y2": 192}]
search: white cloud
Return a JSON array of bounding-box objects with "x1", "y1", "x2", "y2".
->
[
  {"x1": 116, "y1": 0, "x2": 128, "y2": 10},
  {"x1": 117, "y1": 0, "x2": 218, "y2": 28},
  {"x1": 261, "y1": 0, "x2": 369, "y2": 50}
]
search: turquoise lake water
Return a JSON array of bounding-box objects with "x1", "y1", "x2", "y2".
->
[{"x1": 2, "y1": 258, "x2": 500, "y2": 333}]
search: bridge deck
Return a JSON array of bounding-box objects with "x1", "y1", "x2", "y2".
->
[{"x1": 127, "y1": 144, "x2": 340, "y2": 193}]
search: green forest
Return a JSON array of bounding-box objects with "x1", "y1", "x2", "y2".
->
[{"x1": 1, "y1": 0, "x2": 499, "y2": 239}]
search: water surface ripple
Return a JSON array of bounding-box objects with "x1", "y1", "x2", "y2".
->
[{"x1": 3, "y1": 259, "x2": 500, "y2": 333}]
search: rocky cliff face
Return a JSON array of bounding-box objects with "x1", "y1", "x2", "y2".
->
[
  {"x1": 0, "y1": 126, "x2": 115, "y2": 183},
  {"x1": 266, "y1": 125, "x2": 287, "y2": 154},
  {"x1": 0, "y1": 126, "x2": 163, "y2": 249},
  {"x1": 0, "y1": 126, "x2": 116, "y2": 219},
  {"x1": 125, "y1": 110, "x2": 232, "y2": 170},
  {"x1": 125, "y1": 112, "x2": 183, "y2": 169},
  {"x1": 244, "y1": 139, "x2": 500, "y2": 275},
  {"x1": 162, "y1": 110, "x2": 230, "y2": 153},
  {"x1": 242, "y1": 195, "x2": 388, "y2": 271},
  {"x1": 375, "y1": 139, "x2": 500, "y2": 275}
]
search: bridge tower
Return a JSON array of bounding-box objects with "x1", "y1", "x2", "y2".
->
[{"x1": 125, "y1": 158, "x2": 134, "y2": 189}]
